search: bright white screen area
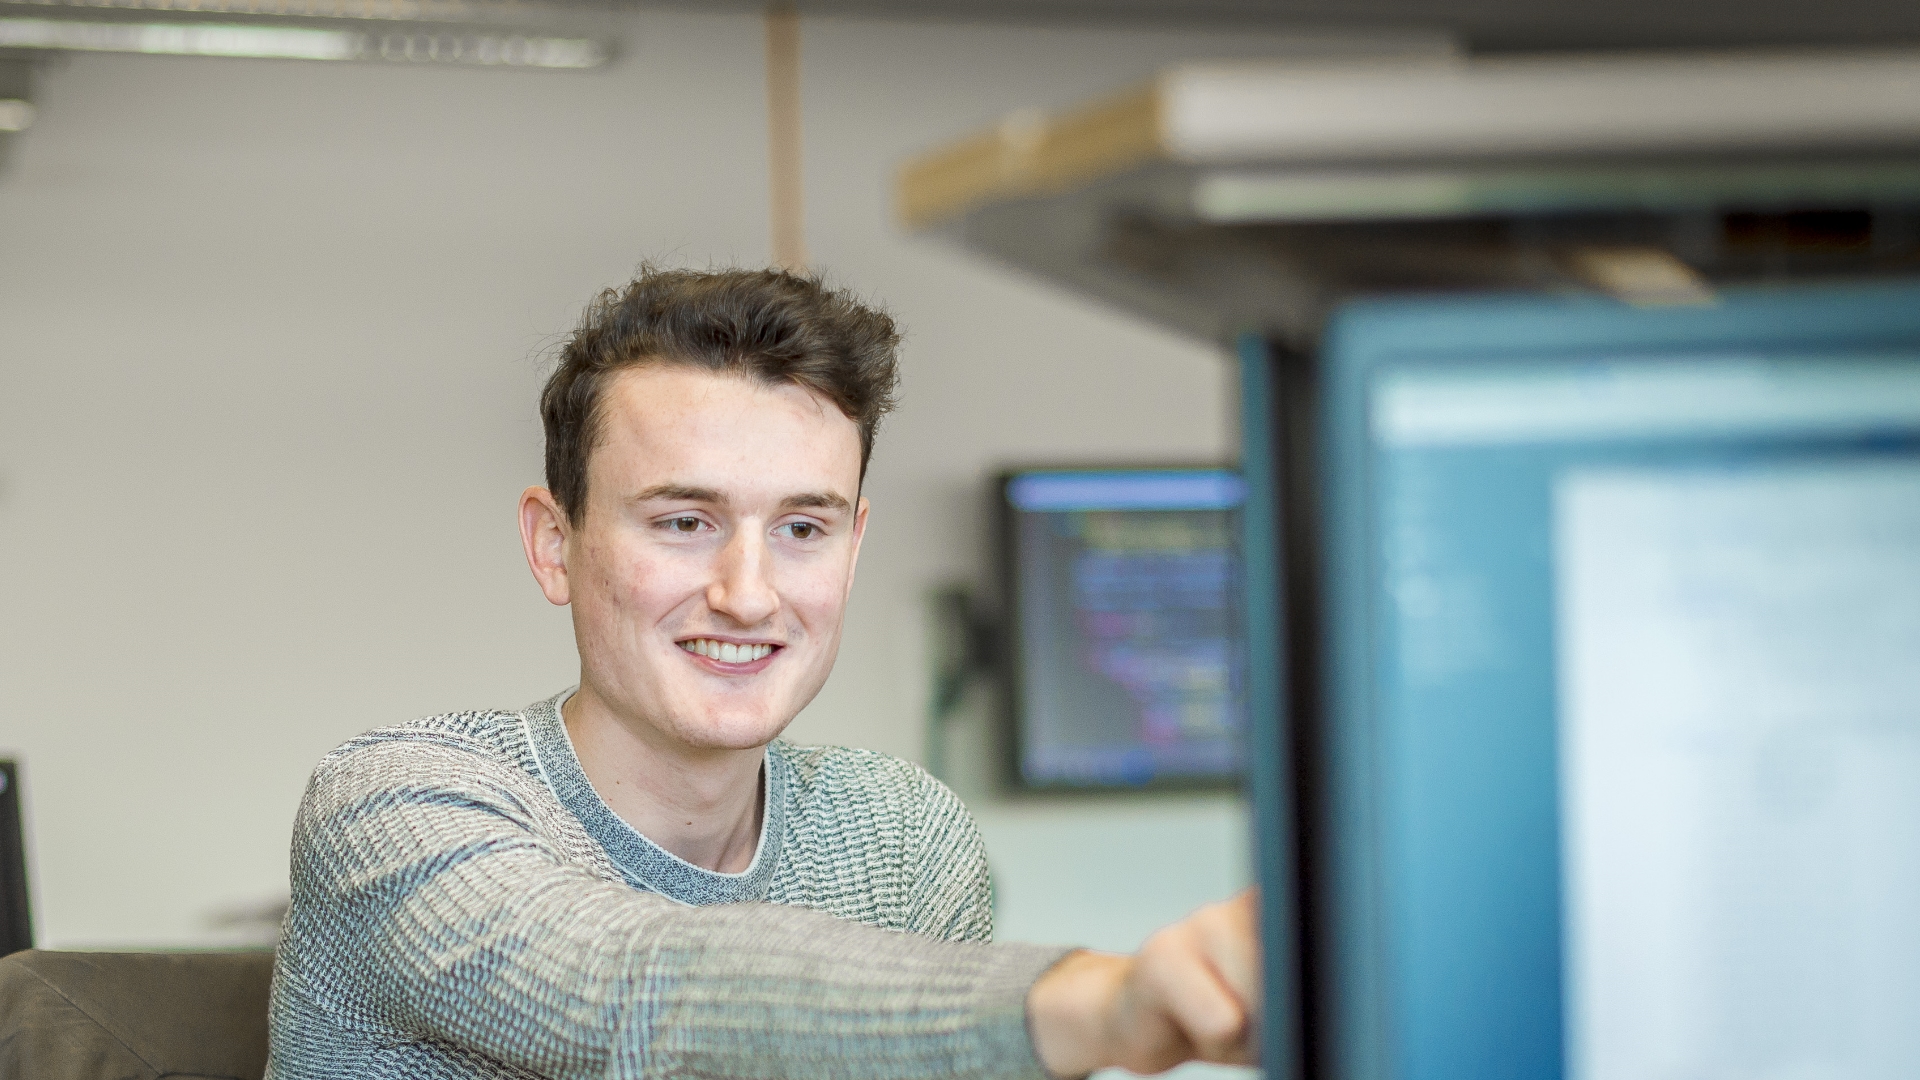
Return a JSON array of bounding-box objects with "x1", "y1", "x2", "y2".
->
[{"x1": 1556, "y1": 459, "x2": 1920, "y2": 1080}]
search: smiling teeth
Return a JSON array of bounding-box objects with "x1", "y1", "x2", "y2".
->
[{"x1": 681, "y1": 639, "x2": 776, "y2": 663}]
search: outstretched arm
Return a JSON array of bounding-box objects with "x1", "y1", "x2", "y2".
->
[
  {"x1": 277, "y1": 733, "x2": 1261, "y2": 1080},
  {"x1": 274, "y1": 735, "x2": 1066, "y2": 1080}
]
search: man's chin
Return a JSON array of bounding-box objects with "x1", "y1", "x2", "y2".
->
[{"x1": 670, "y1": 710, "x2": 795, "y2": 754}]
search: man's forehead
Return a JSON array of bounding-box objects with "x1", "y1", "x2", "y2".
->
[
  {"x1": 602, "y1": 364, "x2": 851, "y2": 431},
  {"x1": 591, "y1": 365, "x2": 862, "y2": 494}
]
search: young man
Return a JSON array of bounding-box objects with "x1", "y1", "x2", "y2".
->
[{"x1": 268, "y1": 268, "x2": 1258, "y2": 1079}]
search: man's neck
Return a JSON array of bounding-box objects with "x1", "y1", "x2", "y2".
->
[{"x1": 559, "y1": 684, "x2": 765, "y2": 874}]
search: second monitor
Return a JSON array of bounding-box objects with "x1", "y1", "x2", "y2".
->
[{"x1": 999, "y1": 467, "x2": 1247, "y2": 790}]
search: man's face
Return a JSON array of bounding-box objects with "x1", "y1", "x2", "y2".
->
[{"x1": 551, "y1": 364, "x2": 868, "y2": 753}]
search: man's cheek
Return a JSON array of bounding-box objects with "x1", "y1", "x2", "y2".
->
[
  {"x1": 623, "y1": 557, "x2": 690, "y2": 612},
  {"x1": 799, "y1": 568, "x2": 855, "y2": 608}
]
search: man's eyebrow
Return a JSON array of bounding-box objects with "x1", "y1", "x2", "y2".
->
[
  {"x1": 782, "y1": 491, "x2": 853, "y2": 514},
  {"x1": 629, "y1": 484, "x2": 726, "y2": 505}
]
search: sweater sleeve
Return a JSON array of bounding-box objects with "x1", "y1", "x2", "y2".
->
[{"x1": 273, "y1": 734, "x2": 1068, "y2": 1080}]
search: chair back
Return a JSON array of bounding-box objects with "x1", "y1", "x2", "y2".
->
[{"x1": 0, "y1": 949, "x2": 274, "y2": 1080}]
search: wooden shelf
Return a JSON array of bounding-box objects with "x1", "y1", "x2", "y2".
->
[{"x1": 897, "y1": 50, "x2": 1920, "y2": 344}]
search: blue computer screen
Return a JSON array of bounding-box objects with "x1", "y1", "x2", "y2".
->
[
  {"x1": 1004, "y1": 469, "x2": 1247, "y2": 787},
  {"x1": 1318, "y1": 281, "x2": 1920, "y2": 1080}
]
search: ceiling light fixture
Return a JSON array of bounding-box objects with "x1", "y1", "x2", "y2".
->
[
  {"x1": 5, "y1": 0, "x2": 527, "y2": 24},
  {"x1": 0, "y1": 16, "x2": 608, "y2": 66}
]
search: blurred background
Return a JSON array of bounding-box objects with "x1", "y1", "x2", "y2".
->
[
  {"x1": 3, "y1": 3, "x2": 1920, "y2": 1079},
  {"x1": 0, "y1": 6, "x2": 1377, "y2": 955}
]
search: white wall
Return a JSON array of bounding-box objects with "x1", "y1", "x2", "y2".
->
[{"x1": 0, "y1": 10, "x2": 1440, "y2": 951}]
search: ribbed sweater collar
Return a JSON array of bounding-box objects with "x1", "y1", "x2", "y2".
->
[{"x1": 522, "y1": 689, "x2": 787, "y2": 905}]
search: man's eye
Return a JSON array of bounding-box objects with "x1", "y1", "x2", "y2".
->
[
  {"x1": 665, "y1": 517, "x2": 703, "y2": 533},
  {"x1": 784, "y1": 522, "x2": 818, "y2": 540}
]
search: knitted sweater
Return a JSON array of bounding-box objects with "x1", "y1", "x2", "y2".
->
[{"x1": 266, "y1": 690, "x2": 1069, "y2": 1080}]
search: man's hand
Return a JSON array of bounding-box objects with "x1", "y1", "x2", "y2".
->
[{"x1": 1026, "y1": 890, "x2": 1260, "y2": 1078}]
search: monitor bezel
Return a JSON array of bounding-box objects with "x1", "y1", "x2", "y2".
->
[{"x1": 0, "y1": 760, "x2": 32, "y2": 957}]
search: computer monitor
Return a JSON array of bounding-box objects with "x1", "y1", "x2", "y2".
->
[
  {"x1": 1242, "y1": 278, "x2": 1920, "y2": 1080},
  {"x1": 998, "y1": 467, "x2": 1248, "y2": 790},
  {"x1": 1, "y1": 760, "x2": 30, "y2": 956}
]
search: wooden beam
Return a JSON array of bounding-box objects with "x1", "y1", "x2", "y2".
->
[{"x1": 766, "y1": 2, "x2": 806, "y2": 270}]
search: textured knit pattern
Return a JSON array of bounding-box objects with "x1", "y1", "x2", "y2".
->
[{"x1": 267, "y1": 691, "x2": 1068, "y2": 1080}]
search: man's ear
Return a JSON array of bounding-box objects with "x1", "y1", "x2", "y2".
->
[
  {"x1": 844, "y1": 495, "x2": 870, "y2": 601},
  {"x1": 519, "y1": 486, "x2": 572, "y2": 607}
]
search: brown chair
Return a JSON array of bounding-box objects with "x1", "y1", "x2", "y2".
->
[{"x1": 0, "y1": 949, "x2": 273, "y2": 1080}]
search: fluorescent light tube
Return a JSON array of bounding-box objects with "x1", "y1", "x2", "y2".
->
[
  {"x1": 3, "y1": 0, "x2": 512, "y2": 25},
  {"x1": 0, "y1": 17, "x2": 607, "y2": 67},
  {"x1": 0, "y1": 19, "x2": 357, "y2": 57}
]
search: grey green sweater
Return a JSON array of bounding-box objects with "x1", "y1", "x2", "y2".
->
[{"x1": 267, "y1": 690, "x2": 1070, "y2": 1079}]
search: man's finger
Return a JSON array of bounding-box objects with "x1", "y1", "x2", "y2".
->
[
  {"x1": 1195, "y1": 891, "x2": 1261, "y2": 1009},
  {"x1": 1141, "y1": 926, "x2": 1252, "y2": 1065}
]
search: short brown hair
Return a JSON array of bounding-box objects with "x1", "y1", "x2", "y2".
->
[{"x1": 541, "y1": 266, "x2": 901, "y2": 524}]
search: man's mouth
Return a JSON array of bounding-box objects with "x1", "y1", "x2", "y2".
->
[{"x1": 679, "y1": 638, "x2": 779, "y2": 664}]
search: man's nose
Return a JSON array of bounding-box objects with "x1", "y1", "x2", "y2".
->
[{"x1": 707, "y1": 526, "x2": 780, "y2": 627}]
